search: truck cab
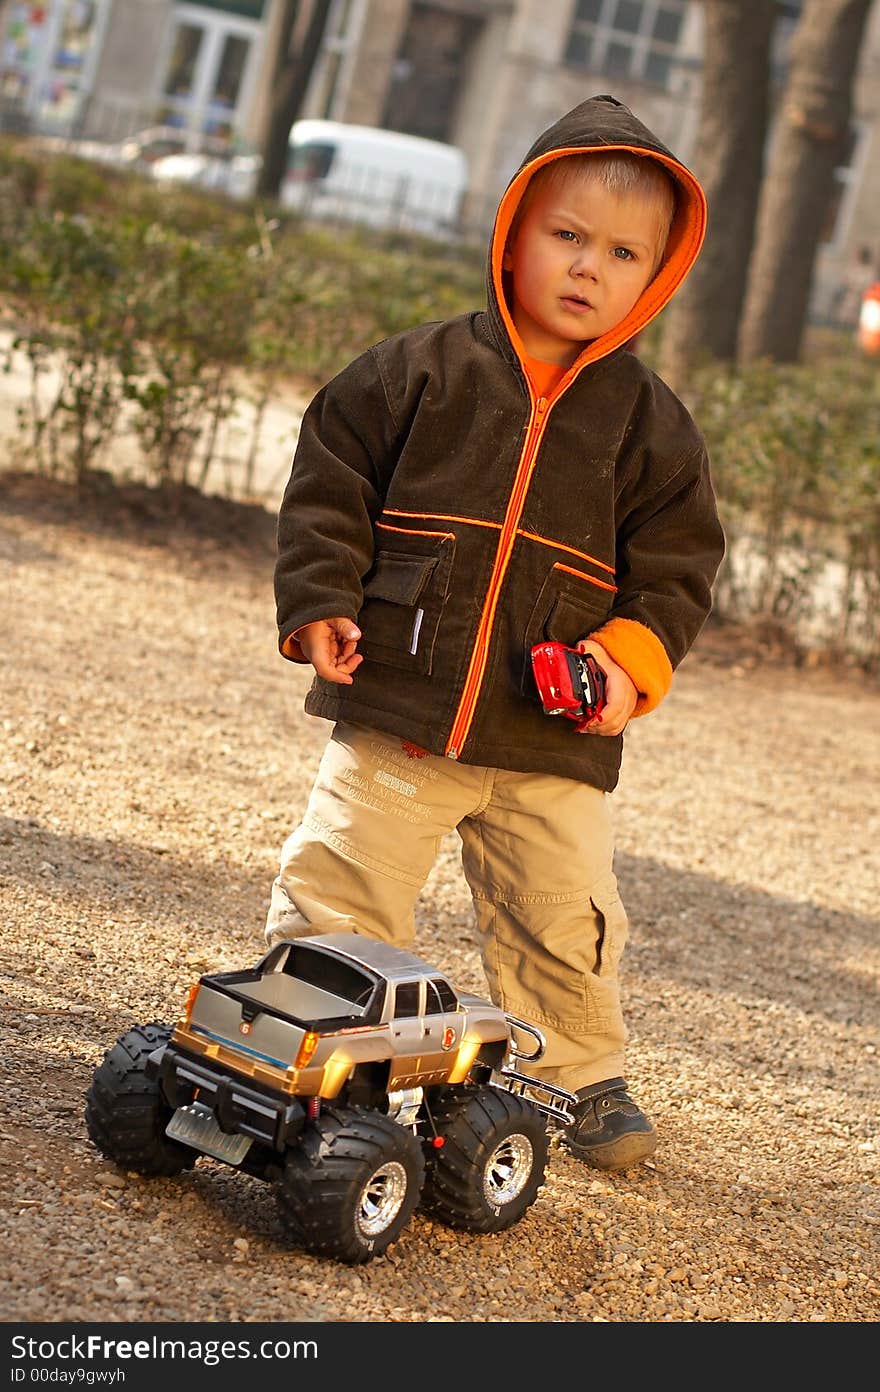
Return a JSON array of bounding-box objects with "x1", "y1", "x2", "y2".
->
[{"x1": 167, "y1": 932, "x2": 510, "y2": 1108}]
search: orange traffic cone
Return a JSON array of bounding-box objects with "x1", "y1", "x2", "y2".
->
[{"x1": 858, "y1": 282, "x2": 880, "y2": 355}]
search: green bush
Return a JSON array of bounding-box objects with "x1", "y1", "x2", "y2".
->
[
  {"x1": 684, "y1": 353, "x2": 880, "y2": 666},
  {"x1": 1, "y1": 208, "x2": 141, "y2": 483},
  {"x1": 0, "y1": 144, "x2": 484, "y2": 491}
]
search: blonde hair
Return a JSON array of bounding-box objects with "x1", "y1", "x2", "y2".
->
[{"x1": 510, "y1": 151, "x2": 677, "y2": 275}]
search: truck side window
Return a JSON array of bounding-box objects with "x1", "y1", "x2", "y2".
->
[
  {"x1": 289, "y1": 140, "x2": 335, "y2": 181},
  {"x1": 430, "y1": 977, "x2": 458, "y2": 1012},
  {"x1": 394, "y1": 981, "x2": 421, "y2": 1018},
  {"x1": 424, "y1": 981, "x2": 444, "y2": 1016}
]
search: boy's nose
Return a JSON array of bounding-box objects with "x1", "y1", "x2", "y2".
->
[{"x1": 570, "y1": 251, "x2": 599, "y2": 280}]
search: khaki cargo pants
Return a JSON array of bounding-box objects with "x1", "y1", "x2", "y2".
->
[{"x1": 265, "y1": 722, "x2": 629, "y2": 1091}]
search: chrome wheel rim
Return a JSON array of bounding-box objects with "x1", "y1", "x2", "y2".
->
[
  {"x1": 357, "y1": 1160, "x2": 409, "y2": 1236},
  {"x1": 483, "y1": 1134, "x2": 534, "y2": 1207}
]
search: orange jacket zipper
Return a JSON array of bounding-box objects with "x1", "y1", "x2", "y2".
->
[{"x1": 445, "y1": 395, "x2": 551, "y2": 759}]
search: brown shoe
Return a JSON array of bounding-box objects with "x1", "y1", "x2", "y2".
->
[{"x1": 563, "y1": 1077, "x2": 657, "y2": 1170}]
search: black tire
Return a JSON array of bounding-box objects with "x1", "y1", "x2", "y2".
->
[
  {"x1": 421, "y1": 1085, "x2": 548, "y2": 1233},
  {"x1": 85, "y1": 1022, "x2": 194, "y2": 1177},
  {"x1": 277, "y1": 1106, "x2": 425, "y2": 1264}
]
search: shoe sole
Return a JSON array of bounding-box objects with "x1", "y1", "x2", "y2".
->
[{"x1": 565, "y1": 1128, "x2": 658, "y2": 1171}]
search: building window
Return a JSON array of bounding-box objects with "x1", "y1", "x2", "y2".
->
[
  {"x1": 1, "y1": 0, "x2": 110, "y2": 132},
  {"x1": 164, "y1": 23, "x2": 205, "y2": 102},
  {"x1": 564, "y1": 0, "x2": 688, "y2": 90},
  {"x1": 213, "y1": 33, "x2": 249, "y2": 108},
  {"x1": 194, "y1": 0, "x2": 265, "y2": 15},
  {"x1": 157, "y1": 3, "x2": 260, "y2": 143}
]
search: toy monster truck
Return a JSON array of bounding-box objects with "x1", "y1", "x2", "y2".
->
[{"x1": 85, "y1": 931, "x2": 577, "y2": 1264}]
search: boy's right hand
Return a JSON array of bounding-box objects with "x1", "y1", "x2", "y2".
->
[{"x1": 296, "y1": 618, "x2": 363, "y2": 684}]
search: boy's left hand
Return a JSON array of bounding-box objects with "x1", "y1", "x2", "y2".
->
[{"x1": 575, "y1": 639, "x2": 637, "y2": 736}]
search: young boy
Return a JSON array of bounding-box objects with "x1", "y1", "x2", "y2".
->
[{"x1": 266, "y1": 95, "x2": 725, "y2": 1171}]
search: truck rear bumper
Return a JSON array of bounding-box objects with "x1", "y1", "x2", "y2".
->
[{"x1": 150, "y1": 1044, "x2": 306, "y2": 1152}]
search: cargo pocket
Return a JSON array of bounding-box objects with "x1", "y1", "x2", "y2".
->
[
  {"x1": 588, "y1": 872, "x2": 628, "y2": 979},
  {"x1": 486, "y1": 896, "x2": 594, "y2": 1034},
  {"x1": 520, "y1": 564, "x2": 613, "y2": 696},
  {"x1": 479, "y1": 878, "x2": 627, "y2": 1040},
  {"x1": 580, "y1": 873, "x2": 628, "y2": 1043},
  {"x1": 358, "y1": 539, "x2": 453, "y2": 675}
]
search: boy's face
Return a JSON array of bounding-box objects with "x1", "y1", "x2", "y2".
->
[{"x1": 504, "y1": 174, "x2": 665, "y2": 366}]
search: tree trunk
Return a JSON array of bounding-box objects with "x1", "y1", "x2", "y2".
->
[
  {"x1": 739, "y1": 0, "x2": 875, "y2": 363},
  {"x1": 658, "y1": 0, "x2": 776, "y2": 391},
  {"x1": 256, "y1": 0, "x2": 334, "y2": 201}
]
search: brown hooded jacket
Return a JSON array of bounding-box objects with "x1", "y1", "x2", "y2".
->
[{"x1": 274, "y1": 95, "x2": 725, "y2": 791}]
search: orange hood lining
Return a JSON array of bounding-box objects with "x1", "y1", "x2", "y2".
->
[{"x1": 491, "y1": 145, "x2": 707, "y2": 389}]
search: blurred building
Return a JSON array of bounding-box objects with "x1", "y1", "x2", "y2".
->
[
  {"x1": 0, "y1": 0, "x2": 287, "y2": 147},
  {"x1": 305, "y1": 0, "x2": 706, "y2": 236},
  {"x1": 302, "y1": 0, "x2": 879, "y2": 327},
  {"x1": 1, "y1": 0, "x2": 877, "y2": 325}
]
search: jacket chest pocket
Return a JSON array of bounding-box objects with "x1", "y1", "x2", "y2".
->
[
  {"x1": 358, "y1": 538, "x2": 454, "y2": 676},
  {"x1": 520, "y1": 564, "x2": 614, "y2": 696}
]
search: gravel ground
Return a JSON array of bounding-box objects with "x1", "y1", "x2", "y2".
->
[{"x1": 1, "y1": 471, "x2": 878, "y2": 1326}]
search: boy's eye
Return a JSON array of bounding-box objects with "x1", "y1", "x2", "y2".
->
[
  {"x1": 613, "y1": 246, "x2": 636, "y2": 261},
  {"x1": 556, "y1": 229, "x2": 578, "y2": 242}
]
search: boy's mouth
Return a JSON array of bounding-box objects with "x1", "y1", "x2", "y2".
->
[{"x1": 561, "y1": 294, "x2": 593, "y2": 313}]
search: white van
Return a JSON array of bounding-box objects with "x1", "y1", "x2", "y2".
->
[{"x1": 280, "y1": 119, "x2": 468, "y2": 238}]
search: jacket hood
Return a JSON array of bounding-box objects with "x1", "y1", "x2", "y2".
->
[{"x1": 487, "y1": 94, "x2": 707, "y2": 378}]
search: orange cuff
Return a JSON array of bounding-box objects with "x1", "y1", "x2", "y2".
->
[
  {"x1": 590, "y1": 617, "x2": 673, "y2": 716},
  {"x1": 281, "y1": 629, "x2": 307, "y2": 662}
]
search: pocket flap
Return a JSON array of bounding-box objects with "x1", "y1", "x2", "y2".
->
[
  {"x1": 363, "y1": 552, "x2": 438, "y2": 606},
  {"x1": 545, "y1": 590, "x2": 607, "y2": 645}
]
